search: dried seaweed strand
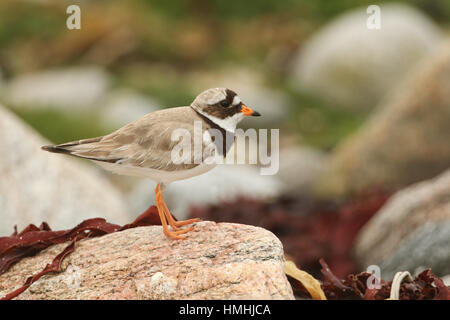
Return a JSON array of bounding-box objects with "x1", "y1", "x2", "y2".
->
[{"x1": 1, "y1": 205, "x2": 163, "y2": 300}]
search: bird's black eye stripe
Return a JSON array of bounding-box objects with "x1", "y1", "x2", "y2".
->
[{"x1": 220, "y1": 100, "x2": 229, "y2": 107}]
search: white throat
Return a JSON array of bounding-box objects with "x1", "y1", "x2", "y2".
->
[{"x1": 196, "y1": 109, "x2": 244, "y2": 133}]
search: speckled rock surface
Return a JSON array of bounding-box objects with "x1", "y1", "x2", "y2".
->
[
  {"x1": 0, "y1": 104, "x2": 130, "y2": 236},
  {"x1": 0, "y1": 222, "x2": 294, "y2": 300}
]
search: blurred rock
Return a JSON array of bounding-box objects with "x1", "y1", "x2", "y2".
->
[
  {"x1": 0, "y1": 104, "x2": 130, "y2": 236},
  {"x1": 99, "y1": 89, "x2": 160, "y2": 128},
  {"x1": 442, "y1": 275, "x2": 450, "y2": 286},
  {"x1": 1, "y1": 66, "x2": 110, "y2": 110},
  {"x1": 278, "y1": 146, "x2": 328, "y2": 196},
  {"x1": 291, "y1": 3, "x2": 443, "y2": 110},
  {"x1": 0, "y1": 222, "x2": 294, "y2": 300},
  {"x1": 128, "y1": 165, "x2": 282, "y2": 220},
  {"x1": 354, "y1": 169, "x2": 450, "y2": 280},
  {"x1": 191, "y1": 67, "x2": 289, "y2": 126},
  {"x1": 317, "y1": 40, "x2": 450, "y2": 196}
]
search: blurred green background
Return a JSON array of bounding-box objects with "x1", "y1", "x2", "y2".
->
[{"x1": 1, "y1": 0, "x2": 448, "y2": 149}]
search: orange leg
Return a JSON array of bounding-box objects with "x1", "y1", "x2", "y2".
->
[
  {"x1": 155, "y1": 185, "x2": 188, "y2": 240},
  {"x1": 155, "y1": 184, "x2": 199, "y2": 240},
  {"x1": 155, "y1": 188, "x2": 191, "y2": 234},
  {"x1": 160, "y1": 197, "x2": 201, "y2": 228}
]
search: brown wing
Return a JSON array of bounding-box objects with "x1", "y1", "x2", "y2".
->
[{"x1": 42, "y1": 107, "x2": 206, "y2": 171}]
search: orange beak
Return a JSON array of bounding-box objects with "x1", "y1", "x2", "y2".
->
[{"x1": 241, "y1": 104, "x2": 261, "y2": 117}]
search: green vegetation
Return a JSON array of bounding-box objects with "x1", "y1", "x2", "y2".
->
[
  {"x1": 284, "y1": 88, "x2": 367, "y2": 150},
  {"x1": 116, "y1": 67, "x2": 195, "y2": 108},
  {"x1": 11, "y1": 108, "x2": 109, "y2": 145}
]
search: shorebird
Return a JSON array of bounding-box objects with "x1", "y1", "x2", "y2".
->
[{"x1": 42, "y1": 88, "x2": 260, "y2": 239}]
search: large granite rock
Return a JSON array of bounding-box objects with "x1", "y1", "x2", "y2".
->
[
  {"x1": 0, "y1": 104, "x2": 130, "y2": 236},
  {"x1": 291, "y1": 3, "x2": 443, "y2": 110},
  {"x1": 354, "y1": 169, "x2": 450, "y2": 280},
  {"x1": 0, "y1": 222, "x2": 294, "y2": 300},
  {"x1": 317, "y1": 40, "x2": 450, "y2": 196}
]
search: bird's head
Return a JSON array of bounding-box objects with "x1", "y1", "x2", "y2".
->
[{"x1": 190, "y1": 87, "x2": 260, "y2": 132}]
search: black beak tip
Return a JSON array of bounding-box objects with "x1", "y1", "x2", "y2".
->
[{"x1": 252, "y1": 111, "x2": 261, "y2": 117}]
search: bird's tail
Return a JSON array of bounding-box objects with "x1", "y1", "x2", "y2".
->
[
  {"x1": 41, "y1": 137, "x2": 122, "y2": 164},
  {"x1": 41, "y1": 145, "x2": 73, "y2": 155}
]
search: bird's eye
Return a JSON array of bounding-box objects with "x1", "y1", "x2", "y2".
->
[{"x1": 220, "y1": 100, "x2": 228, "y2": 107}]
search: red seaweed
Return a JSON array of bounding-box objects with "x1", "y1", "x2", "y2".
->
[
  {"x1": 0, "y1": 205, "x2": 162, "y2": 300},
  {"x1": 319, "y1": 259, "x2": 449, "y2": 300}
]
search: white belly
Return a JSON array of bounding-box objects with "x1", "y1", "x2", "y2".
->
[{"x1": 95, "y1": 161, "x2": 217, "y2": 185}]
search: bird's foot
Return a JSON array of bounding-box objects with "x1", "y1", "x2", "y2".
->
[
  {"x1": 155, "y1": 183, "x2": 198, "y2": 240},
  {"x1": 172, "y1": 218, "x2": 201, "y2": 227},
  {"x1": 162, "y1": 227, "x2": 194, "y2": 240}
]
